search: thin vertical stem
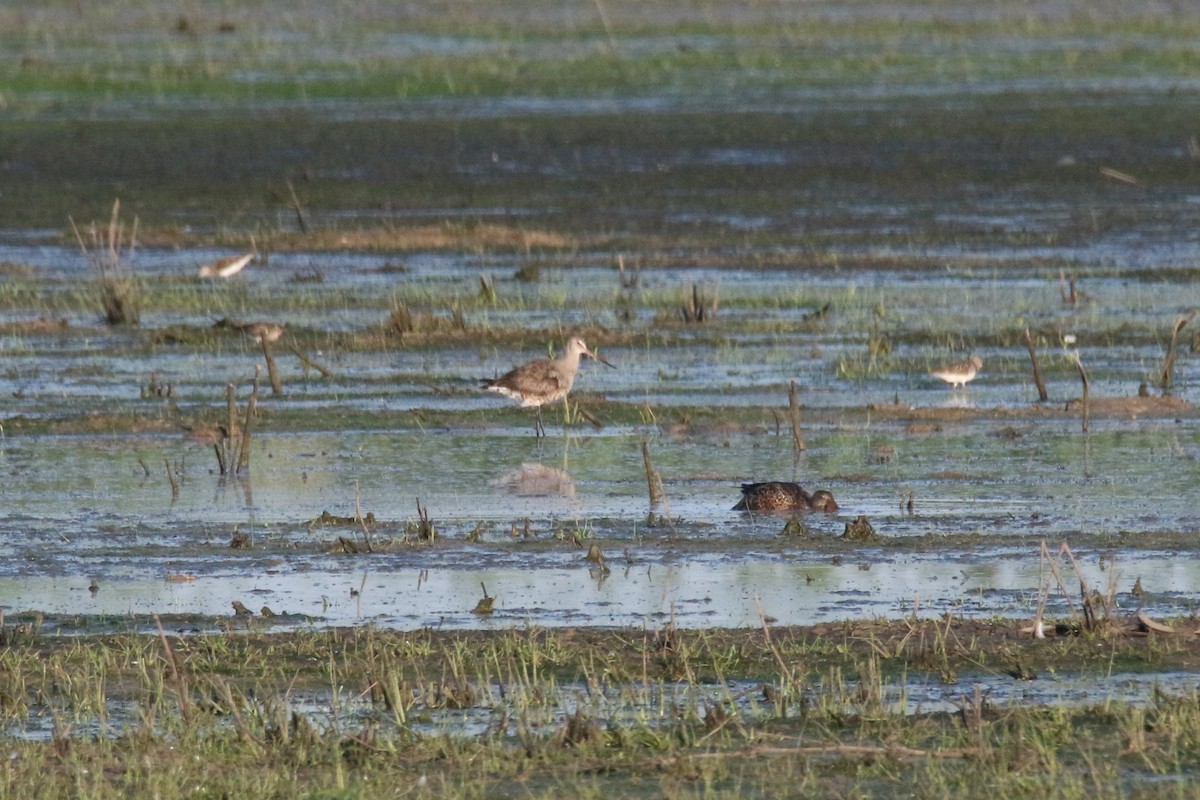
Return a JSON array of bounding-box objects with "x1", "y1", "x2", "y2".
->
[
  {"x1": 788, "y1": 380, "x2": 806, "y2": 453},
  {"x1": 1023, "y1": 327, "x2": 1049, "y2": 402}
]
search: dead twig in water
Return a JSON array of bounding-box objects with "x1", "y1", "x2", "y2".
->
[
  {"x1": 1160, "y1": 311, "x2": 1196, "y2": 395},
  {"x1": 1030, "y1": 540, "x2": 1058, "y2": 638},
  {"x1": 236, "y1": 367, "x2": 260, "y2": 474},
  {"x1": 221, "y1": 383, "x2": 239, "y2": 475},
  {"x1": 1059, "y1": 270, "x2": 1078, "y2": 307},
  {"x1": 1059, "y1": 541, "x2": 1108, "y2": 632},
  {"x1": 1070, "y1": 351, "x2": 1090, "y2": 433},
  {"x1": 680, "y1": 283, "x2": 718, "y2": 323},
  {"x1": 640, "y1": 439, "x2": 663, "y2": 505},
  {"x1": 263, "y1": 339, "x2": 283, "y2": 397},
  {"x1": 787, "y1": 379, "x2": 805, "y2": 454},
  {"x1": 354, "y1": 481, "x2": 375, "y2": 553},
  {"x1": 164, "y1": 458, "x2": 179, "y2": 500},
  {"x1": 286, "y1": 180, "x2": 308, "y2": 234},
  {"x1": 617, "y1": 254, "x2": 639, "y2": 289},
  {"x1": 1099, "y1": 166, "x2": 1142, "y2": 187},
  {"x1": 1023, "y1": 327, "x2": 1049, "y2": 402},
  {"x1": 414, "y1": 498, "x2": 436, "y2": 542},
  {"x1": 288, "y1": 346, "x2": 334, "y2": 378}
]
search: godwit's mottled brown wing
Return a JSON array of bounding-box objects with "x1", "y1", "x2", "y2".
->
[{"x1": 482, "y1": 357, "x2": 571, "y2": 407}]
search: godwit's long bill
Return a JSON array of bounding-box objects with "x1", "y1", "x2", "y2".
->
[{"x1": 481, "y1": 337, "x2": 614, "y2": 438}]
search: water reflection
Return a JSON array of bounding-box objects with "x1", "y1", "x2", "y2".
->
[
  {"x1": 936, "y1": 389, "x2": 976, "y2": 409},
  {"x1": 4, "y1": 551, "x2": 1197, "y2": 634},
  {"x1": 490, "y1": 463, "x2": 576, "y2": 497}
]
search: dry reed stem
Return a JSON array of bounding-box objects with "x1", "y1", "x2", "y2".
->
[
  {"x1": 154, "y1": 614, "x2": 191, "y2": 721},
  {"x1": 1160, "y1": 311, "x2": 1196, "y2": 395},
  {"x1": 164, "y1": 458, "x2": 178, "y2": 500},
  {"x1": 755, "y1": 596, "x2": 795, "y2": 688},
  {"x1": 640, "y1": 439, "x2": 663, "y2": 505},
  {"x1": 263, "y1": 340, "x2": 283, "y2": 396},
  {"x1": 1059, "y1": 270, "x2": 1077, "y2": 306},
  {"x1": 354, "y1": 481, "x2": 375, "y2": 553},
  {"x1": 1023, "y1": 327, "x2": 1049, "y2": 402},
  {"x1": 1071, "y1": 351, "x2": 1089, "y2": 433},
  {"x1": 223, "y1": 382, "x2": 237, "y2": 475},
  {"x1": 236, "y1": 368, "x2": 260, "y2": 474},
  {"x1": 289, "y1": 346, "x2": 334, "y2": 377},
  {"x1": 286, "y1": 180, "x2": 309, "y2": 233},
  {"x1": 788, "y1": 379, "x2": 805, "y2": 453}
]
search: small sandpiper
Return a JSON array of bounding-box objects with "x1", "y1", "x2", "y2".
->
[
  {"x1": 198, "y1": 252, "x2": 254, "y2": 279},
  {"x1": 234, "y1": 321, "x2": 286, "y2": 344},
  {"x1": 929, "y1": 355, "x2": 983, "y2": 389}
]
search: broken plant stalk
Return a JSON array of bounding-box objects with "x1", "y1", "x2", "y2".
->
[
  {"x1": 788, "y1": 379, "x2": 805, "y2": 454},
  {"x1": 1160, "y1": 311, "x2": 1196, "y2": 395},
  {"x1": 236, "y1": 367, "x2": 260, "y2": 474},
  {"x1": 1071, "y1": 351, "x2": 1090, "y2": 434},
  {"x1": 1023, "y1": 327, "x2": 1049, "y2": 402}
]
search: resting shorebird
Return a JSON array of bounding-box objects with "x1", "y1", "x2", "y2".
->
[
  {"x1": 930, "y1": 355, "x2": 983, "y2": 389},
  {"x1": 481, "y1": 337, "x2": 614, "y2": 438},
  {"x1": 733, "y1": 482, "x2": 839, "y2": 513},
  {"x1": 234, "y1": 321, "x2": 285, "y2": 344},
  {"x1": 198, "y1": 252, "x2": 254, "y2": 279}
]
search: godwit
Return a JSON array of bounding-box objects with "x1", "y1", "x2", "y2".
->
[
  {"x1": 733, "y1": 482, "x2": 839, "y2": 512},
  {"x1": 929, "y1": 355, "x2": 983, "y2": 389},
  {"x1": 481, "y1": 337, "x2": 614, "y2": 438},
  {"x1": 198, "y1": 252, "x2": 254, "y2": 278}
]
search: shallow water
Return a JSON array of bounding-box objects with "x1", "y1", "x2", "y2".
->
[
  {"x1": 3, "y1": 0, "x2": 1200, "y2": 643},
  {"x1": 4, "y1": 226, "x2": 1200, "y2": 635},
  {"x1": 1, "y1": 414, "x2": 1198, "y2": 632}
]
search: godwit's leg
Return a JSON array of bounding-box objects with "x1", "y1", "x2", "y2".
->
[{"x1": 534, "y1": 406, "x2": 545, "y2": 439}]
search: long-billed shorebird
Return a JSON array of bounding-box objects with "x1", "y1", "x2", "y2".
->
[
  {"x1": 930, "y1": 355, "x2": 983, "y2": 389},
  {"x1": 198, "y1": 252, "x2": 254, "y2": 279},
  {"x1": 481, "y1": 337, "x2": 614, "y2": 438},
  {"x1": 733, "y1": 481, "x2": 840, "y2": 513}
]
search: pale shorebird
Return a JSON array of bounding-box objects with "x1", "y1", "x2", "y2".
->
[
  {"x1": 198, "y1": 252, "x2": 254, "y2": 278},
  {"x1": 481, "y1": 337, "x2": 614, "y2": 438},
  {"x1": 233, "y1": 321, "x2": 286, "y2": 344},
  {"x1": 929, "y1": 355, "x2": 983, "y2": 389},
  {"x1": 732, "y1": 482, "x2": 839, "y2": 513}
]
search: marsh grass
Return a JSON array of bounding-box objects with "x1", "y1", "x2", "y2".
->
[
  {"x1": 70, "y1": 199, "x2": 141, "y2": 326},
  {"x1": 2, "y1": 621, "x2": 1200, "y2": 797}
]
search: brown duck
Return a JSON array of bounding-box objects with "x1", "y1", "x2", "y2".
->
[{"x1": 733, "y1": 482, "x2": 839, "y2": 512}]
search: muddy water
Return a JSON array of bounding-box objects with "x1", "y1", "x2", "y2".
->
[
  {"x1": 1, "y1": 389, "x2": 1198, "y2": 632},
  {"x1": 3, "y1": 107, "x2": 1200, "y2": 635}
]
